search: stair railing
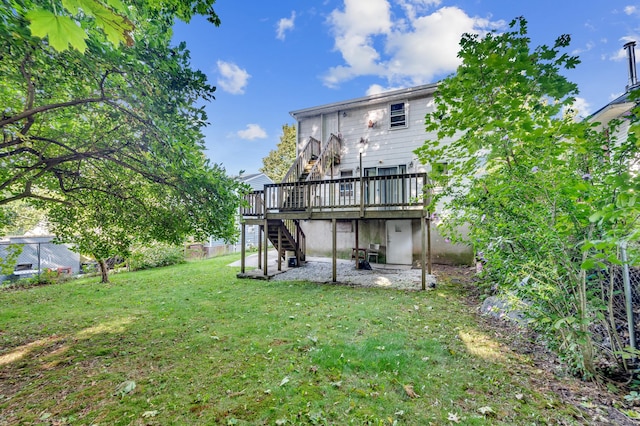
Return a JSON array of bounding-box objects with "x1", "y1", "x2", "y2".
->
[
  {"x1": 306, "y1": 134, "x2": 342, "y2": 182},
  {"x1": 282, "y1": 219, "x2": 306, "y2": 262},
  {"x1": 281, "y1": 136, "x2": 321, "y2": 185}
]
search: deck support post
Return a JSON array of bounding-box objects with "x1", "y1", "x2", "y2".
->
[
  {"x1": 427, "y1": 215, "x2": 432, "y2": 275},
  {"x1": 354, "y1": 219, "x2": 360, "y2": 269},
  {"x1": 332, "y1": 218, "x2": 337, "y2": 282},
  {"x1": 277, "y1": 226, "x2": 282, "y2": 271},
  {"x1": 241, "y1": 222, "x2": 246, "y2": 274},
  {"x1": 263, "y1": 219, "x2": 269, "y2": 277},
  {"x1": 359, "y1": 152, "x2": 364, "y2": 217},
  {"x1": 421, "y1": 215, "x2": 426, "y2": 290},
  {"x1": 257, "y1": 224, "x2": 262, "y2": 270}
]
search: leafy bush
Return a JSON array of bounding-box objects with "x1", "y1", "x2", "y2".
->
[
  {"x1": 416, "y1": 18, "x2": 639, "y2": 379},
  {"x1": 128, "y1": 242, "x2": 185, "y2": 271},
  {"x1": 1, "y1": 269, "x2": 71, "y2": 291}
]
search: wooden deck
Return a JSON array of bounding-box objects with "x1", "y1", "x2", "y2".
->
[
  {"x1": 238, "y1": 173, "x2": 433, "y2": 289},
  {"x1": 241, "y1": 172, "x2": 429, "y2": 221}
]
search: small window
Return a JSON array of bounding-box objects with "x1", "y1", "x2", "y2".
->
[
  {"x1": 390, "y1": 102, "x2": 407, "y2": 129},
  {"x1": 364, "y1": 167, "x2": 376, "y2": 177},
  {"x1": 339, "y1": 170, "x2": 353, "y2": 197}
]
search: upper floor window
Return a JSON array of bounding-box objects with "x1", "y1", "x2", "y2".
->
[{"x1": 389, "y1": 102, "x2": 407, "y2": 129}]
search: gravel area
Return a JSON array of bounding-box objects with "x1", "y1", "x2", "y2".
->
[{"x1": 271, "y1": 257, "x2": 436, "y2": 290}]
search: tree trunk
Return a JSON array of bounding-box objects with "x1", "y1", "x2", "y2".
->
[{"x1": 98, "y1": 258, "x2": 110, "y2": 283}]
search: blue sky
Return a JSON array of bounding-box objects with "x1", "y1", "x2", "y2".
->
[{"x1": 171, "y1": 1, "x2": 640, "y2": 176}]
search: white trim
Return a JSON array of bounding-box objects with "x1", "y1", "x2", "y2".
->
[
  {"x1": 389, "y1": 100, "x2": 408, "y2": 129},
  {"x1": 290, "y1": 83, "x2": 437, "y2": 119}
]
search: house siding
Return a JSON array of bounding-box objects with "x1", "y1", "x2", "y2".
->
[
  {"x1": 299, "y1": 219, "x2": 473, "y2": 266},
  {"x1": 296, "y1": 93, "x2": 443, "y2": 176},
  {"x1": 289, "y1": 85, "x2": 473, "y2": 266}
]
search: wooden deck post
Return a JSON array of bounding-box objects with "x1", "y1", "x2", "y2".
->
[
  {"x1": 425, "y1": 175, "x2": 432, "y2": 275},
  {"x1": 427, "y1": 215, "x2": 432, "y2": 275},
  {"x1": 359, "y1": 152, "x2": 364, "y2": 217},
  {"x1": 257, "y1": 224, "x2": 262, "y2": 270},
  {"x1": 263, "y1": 219, "x2": 269, "y2": 277},
  {"x1": 421, "y1": 215, "x2": 426, "y2": 290},
  {"x1": 277, "y1": 226, "x2": 282, "y2": 271},
  {"x1": 241, "y1": 222, "x2": 246, "y2": 274},
  {"x1": 332, "y1": 218, "x2": 337, "y2": 282},
  {"x1": 354, "y1": 219, "x2": 360, "y2": 269}
]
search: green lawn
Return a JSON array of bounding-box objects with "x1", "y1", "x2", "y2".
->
[{"x1": 0, "y1": 255, "x2": 590, "y2": 425}]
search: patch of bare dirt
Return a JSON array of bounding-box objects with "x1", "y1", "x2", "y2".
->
[{"x1": 433, "y1": 264, "x2": 640, "y2": 426}]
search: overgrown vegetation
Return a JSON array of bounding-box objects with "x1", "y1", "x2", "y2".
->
[
  {"x1": 0, "y1": 256, "x2": 620, "y2": 425},
  {"x1": 416, "y1": 17, "x2": 640, "y2": 380},
  {"x1": 1, "y1": 267, "x2": 73, "y2": 290},
  {"x1": 127, "y1": 242, "x2": 186, "y2": 271}
]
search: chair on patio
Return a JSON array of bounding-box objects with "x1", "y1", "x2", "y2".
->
[{"x1": 367, "y1": 243, "x2": 380, "y2": 264}]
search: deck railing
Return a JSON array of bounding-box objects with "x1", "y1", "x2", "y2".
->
[
  {"x1": 242, "y1": 173, "x2": 429, "y2": 217},
  {"x1": 241, "y1": 190, "x2": 265, "y2": 216},
  {"x1": 284, "y1": 218, "x2": 306, "y2": 261}
]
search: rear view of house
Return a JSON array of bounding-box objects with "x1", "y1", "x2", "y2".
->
[{"x1": 240, "y1": 84, "x2": 473, "y2": 283}]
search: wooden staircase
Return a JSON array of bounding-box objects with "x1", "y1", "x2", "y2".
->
[
  {"x1": 271, "y1": 133, "x2": 342, "y2": 263},
  {"x1": 304, "y1": 134, "x2": 342, "y2": 182},
  {"x1": 266, "y1": 219, "x2": 305, "y2": 265}
]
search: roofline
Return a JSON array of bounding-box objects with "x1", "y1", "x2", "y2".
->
[
  {"x1": 589, "y1": 91, "x2": 632, "y2": 120},
  {"x1": 289, "y1": 82, "x2": 439, "y2": 119},
  {"x1": 236, "y1": 172, "x2": 274, "y2": 184}
]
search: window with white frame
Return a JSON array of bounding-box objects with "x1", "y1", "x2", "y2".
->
[
  {"x1": 389, "y1": 102, "x2": 407, "y2": 129},
  {"x1": 339, "y1": 170, "x2": 353, "y2": 198}
]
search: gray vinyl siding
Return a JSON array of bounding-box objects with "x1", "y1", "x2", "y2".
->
[{"x1": 296, "y1": 93, "x2": 440, "y2": 175}]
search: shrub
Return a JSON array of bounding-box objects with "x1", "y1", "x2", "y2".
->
[{"x1": 128, "y1": 242, "x2": 185, "y2": 271}]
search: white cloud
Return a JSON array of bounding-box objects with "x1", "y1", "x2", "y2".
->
[
  {"x1": 610, "y1": 47, "x2": 627, "y2": 61},
  {"x1": 609, "y1": 91, "x2": 625, "y2": 100},
  {"x1": 276, "y1": 11, "x2": 296, "y2": 40},
  {"x1": 216, "y1": 60, "x2": 251, "y2": 94},
  {"x1": 366, "y1": 83, "x2": 403, "y2": 95},
  {"x1": 237, "y1": 124, "x2": 267, "y2": 140},
  {"x1": 324, "y1": 0, "x2": 392, "y2": 86},
  {"x1": 572, "y1": 41, "x2": 594, "y2": 56},
  {"x1": 624, "y1": 5, "x2": 638, "y2": 15},
  {"x1": 323, "y1": 1, "x2": 504, "y2": 88},
  {"x1": 569, "y1": 96, "x2": 591, "y2": 118},
  {"x1": 609, "y1": 36, "x2": 640, "y2": 61},
  {"x1": 397, "y1": 0, "x2": 442, "y2": 22}
]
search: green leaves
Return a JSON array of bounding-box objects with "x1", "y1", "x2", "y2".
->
[
  {"x1": 261, "y1": 124, "x2": 297, "y2": 182},
  {"x1": 26, "y1": 8, "x2": 88, "y2": 52},
  {"x1": 3, "y1": 0, "x2": 243, "y2": 284},
  {"x1": 415, "y1": 16, "x2": 640, "y2": 378},
  {"x1": 22, "y1": 0, "x2": 221, "y2": 52},
  {"x1": 25, "y1": 0, "x2": 136, "y2": 52}
]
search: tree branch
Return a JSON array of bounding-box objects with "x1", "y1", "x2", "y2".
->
[{"x1": 0, "y1": 96, "x2": 108, "y2": 128}]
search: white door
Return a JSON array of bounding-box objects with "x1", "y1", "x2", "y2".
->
[{"x1": 386, "y1": 220, "x2": 412, "y2": 265}]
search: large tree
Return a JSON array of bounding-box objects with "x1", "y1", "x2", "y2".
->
[
  {"x1": 21, "y1": 0, "x2": 221, "y2": 52},
  {"x1": 416, "y1": 17, "x2": 638, "y2": 378},
  {"x1": 1, "y1": 0, "x2": 246, "y2": 281},
  {"x1": 260, "y1": 124, "x2": 297, "y2": 182}
]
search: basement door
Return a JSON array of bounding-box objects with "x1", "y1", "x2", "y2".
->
[{"x1": 386, "y1": 220, "x2": 412, "y2": 265}]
